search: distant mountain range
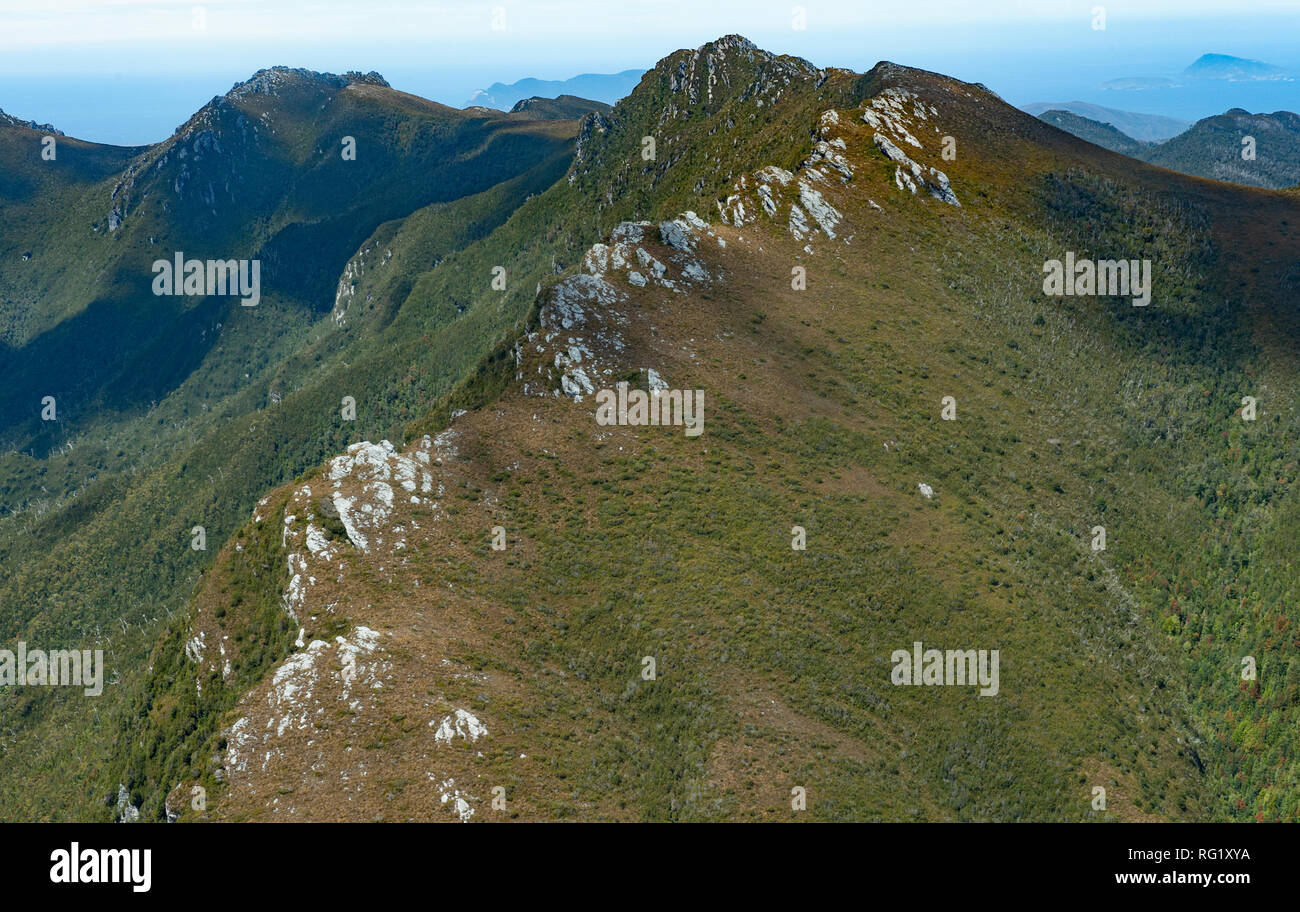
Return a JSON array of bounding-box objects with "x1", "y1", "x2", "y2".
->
[
  {"x1": 1034, "y1": 110, "x2": 1149, "y2": 157},
  {"x1": 1098, "y1": 53, "x2": 1294, "y2": 91},
  {"x1": 465, "y1": 70, "x2": 643, "y2": 110},
  {"x1": 1020, "y1": 101, "x2": 1190, "y2": 142},
  {"x1": 503, "y1": 94, "x2": 612, "y2": 120},
  {"x1": 1034, "y1": 104, "x2": 1300, "y2": 189}
]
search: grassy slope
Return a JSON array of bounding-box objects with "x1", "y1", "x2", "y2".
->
[
  {"x1": 100, "y1": 39, "x2": 886, "y2": 820},
  {"x1": 134, "y1": 47, "x2": 1300, "y2": 822},
  {"x1": 12, "y1": 40, "x2": 1300, "y2": 822},
  {"x1": 0, "y1": 77, "x2": 589, "y2": 819},
  {"x1": 1036, "y1": 110, "x2": 1150, "y2": 157},
  {"x1": 1144, "y1": 110, "x2": 1300, "y2": 190},
  {"x1": 1038, "y1": 107, "x2": 1300, "y2": 191},
  {"x1": 0, "y1": 123, "x2": 145, "y2": 345}
]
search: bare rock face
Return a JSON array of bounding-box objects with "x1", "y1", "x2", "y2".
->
[
  {"x1": 864, "y1": 89, "x2": 961, "y2": 206},
  {"x1": 717, "y1": 117, "x2": 850, "y2": 244},
  {"x1": 527, "y1": 213, "x2": 718, "y2": 402},
  {"x1": 666, "y1": 34, "x2": 823, "y2": 108},
  {"x1": 226, "y1": 66, "x2": 389, "y2": 100},
  {"x1": 114, "y1": 783, "x2": 140, "y2": 823},
  {"x1": 572, "y1": 111, "x2": 612, "y2": 174},
  {"x1": 220, "y1": 424, "x2": 492, "y2": 821}
]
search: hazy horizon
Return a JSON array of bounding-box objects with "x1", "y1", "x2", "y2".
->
[{"x1": 1, "y1": 2, "x2": 1298, "y2": 145}]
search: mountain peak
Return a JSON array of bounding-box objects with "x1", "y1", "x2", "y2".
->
[
  {"x1": 687, "y1": 33, "x2": 818, "y2": 72},
  {"x1": 224, "y1": 66, "x2": 390, "y2": 101},
  {"x1": 656, "y1": 34, "x2": 822, "y2": 110},
  {"x1": 700, "y1": 33, "x2": 758, "y2": 53},
  {"x1": 508, "y1": 94, "x2": 613, "y2": 120}
]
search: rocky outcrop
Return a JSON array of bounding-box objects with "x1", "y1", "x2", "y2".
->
[
  {"x1": 525, "y1": 213, "x2": 718, "y2": 401},
  {"x1": 221, "y1": 422, "x2": 491, "y2": 820},
  {"x1": 863, "y1": 88, "x2": 960, "y2": 206},
  {"x1": 333, "y1": 242, "x2": 393, "y2": 327},
  {"x1": 114, "y1": 783, "x2": 140, "y2": 823},
  {"x1": 717, "y1": 117, "x2": 848, "y2": 243},
  {"x1": 226, "y1": 67, "x2": 389, "y2": 101},
  {"x1": 664, "y1": 34, "x2": 823, "y2": 110},
  {"x1": 0, "y1": 108, "x2": 63, "y2": 135},
  {"x1": 572, "y1": 110, "x2": 612, "y2": 174}
]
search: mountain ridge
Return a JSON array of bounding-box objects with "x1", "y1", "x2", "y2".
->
[
  {"x1": 1035, "y1": 105, "x2": 1300, "y2": 190},
  {"x1": 466, "y1": 68, "x2": 644, "y2": 110},
  {"x1": 1020, "y1": 102, "x2": 1190, "y2": 142},
  {"x1": 6, "y1": 35, "x2": 1300, "y2": 823},
  {"x1": 103, "y1": 36, "x2": 1300, "y2": 822},
  {"x1": 0, "y1": 57, "x2": 600, "y2": 820}
]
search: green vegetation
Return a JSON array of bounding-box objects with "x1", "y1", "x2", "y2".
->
[
  {"x1": 0, "y1": 68, "x2": 590, "y2": 818},
  {"x1": 1038, "y1": 107, "x2": 1300, "y2": 190},
  {"x1": 1144, "y1": 109, "x2": 1300, "y2": 190},
  {"x1": 507, "y1": 95, "x2": 614, "y2": 120},
  {"x1": 1037, "y1": 110, "x2": 1151, "y2": 158},
  {"x1": 5, "y1": 39, "x2": 1300, "y2": 821}
]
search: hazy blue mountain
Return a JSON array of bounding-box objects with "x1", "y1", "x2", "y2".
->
[
  {"x1": 1036, "y1": 104, "x2": 1300, "y2": 190},
  {"x1": 1035, "y1": 109, "x2": 1151, "y2": 156},
  {"x1": 1087, "y1": 55, "x2": 1296, "y2": 121},
  {"x1": 1184, "y1": 53, "x2": 1292, "y2": 82},
  {"x1": 465, "y1": 69, "x2": 643, "y2": 109},
  {"x1": 1020, "y1": 101, "x2": 1190, "y2": 141},
  {"x1": 1098, "y1": 76, "x2": 1185, "y2": 91},
  {"x1": 507, "y1": 94, "x2": 613, "y2": 119},
  {"x1": 1102, "y1": 53, "x2": 1293, "y2": 90}
]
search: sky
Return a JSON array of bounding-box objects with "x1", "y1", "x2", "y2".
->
[{"x1": 1, "y1": 0, "x2": 1298, "y2": 144}]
